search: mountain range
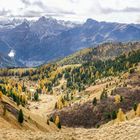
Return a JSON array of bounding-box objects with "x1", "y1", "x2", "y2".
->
[{"x1": 0, "y1": 16, "x2": 140, "y2": 67}]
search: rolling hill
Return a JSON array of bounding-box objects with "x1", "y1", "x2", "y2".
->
[{"x1": 56, "y1": 42, "x2": 140, "y2": 65}]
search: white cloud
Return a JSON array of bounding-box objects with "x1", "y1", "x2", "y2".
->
[{"x1": 0, "y1": 0, "x2": 140, "y2": 23}]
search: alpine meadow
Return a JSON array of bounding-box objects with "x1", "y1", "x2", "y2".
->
[{"x1": 0, "y1": 0, "x2": 140, "y2": 140}]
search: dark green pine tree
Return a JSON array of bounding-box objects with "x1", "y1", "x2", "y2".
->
[
  {"x1": 57, "y1": 122, "x2": 61, "y2": 129},
  {"x1": 112, "y1": 110, "x2": 117, "y2": 120},
  {"x1": 34, "y1": 92, "x2": 39, "y2": 101},
  {"x1": 133, "y1": 103, "x2": 138, "y2": 111},
  {"x1": 92, "y1": 97, "x2": 97, "y2": 106},
  {"x1": 49, "y1": 116, "x2": 54, "y2": 122},
  {"x1": 18, "y1": 109, "x2": 24, "y2": 124}
]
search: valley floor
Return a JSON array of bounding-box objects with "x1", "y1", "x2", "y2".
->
[
  {"x1": 28, "y1": 94, "x2": 57, "y2": 117},
  {"x1": 0, "y1": 117, "x2": 140, "y2": 140}
]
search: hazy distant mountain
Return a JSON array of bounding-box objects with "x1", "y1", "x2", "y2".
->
[
  {"x1": 0, "y1": 19, "x2": 25, "y2": 32},
  {"x1": 38, "y1": 18, "x2": 140, "y2": 62},
  {"x1": 0, "y1": 17, "x2": 140, "y2": 67}
]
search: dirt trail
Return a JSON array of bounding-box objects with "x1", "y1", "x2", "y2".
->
[{"x1": 29, "y1": 94, "x2": 57, "y2": 117}]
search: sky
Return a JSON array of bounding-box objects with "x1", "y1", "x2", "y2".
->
[{"x1": 0, "y1": 0, "x2": 140, "y2": 23}]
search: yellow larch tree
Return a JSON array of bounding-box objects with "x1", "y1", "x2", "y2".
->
[
  {"x1": 0, "y1": 91, "x2": 3, "y2": 99},
  {"x1": 95, "y1": 71, "x2": 100, "y2": 79},
  {"x1": 18, "y1": 84, "x2": 22, "y2": 93},
  {"x1": 117, "y1": 108, "x2": 126, "y2": 122},
  {"x1": 114, "y1": 94, "x2": 121, "y2": 104},
  {"x1": 136, "y1": 103, "x2": 140, "y2": 117},
  {"x1": 55, "y1": 115, "x2": 60, "y2": 125}
]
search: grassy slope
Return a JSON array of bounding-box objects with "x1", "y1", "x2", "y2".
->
[
  {"x1": 0, "y1": 116, "x2": 140, "y2": 140},
  {"x1": 51, "y1": 64, "x2": 140, "y2": 128},
  {"x1": 0, "y1": 94, "x2": 57, "y2": 132},
  {"x1": 56, "y1": 42, "x2": 140, "y2": 65}
]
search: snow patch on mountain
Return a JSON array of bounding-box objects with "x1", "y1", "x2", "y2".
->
[{"x1": 8, "y1": 50, "x2": 15, "y2": 58}]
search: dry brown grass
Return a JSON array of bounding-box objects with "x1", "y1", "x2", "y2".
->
[
  {"x1": 0, "y1": 95, "x2": 57, "y2": 132},
  {"x1": 0, "y1": 117, "x2": 140, "y2": 140}
]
